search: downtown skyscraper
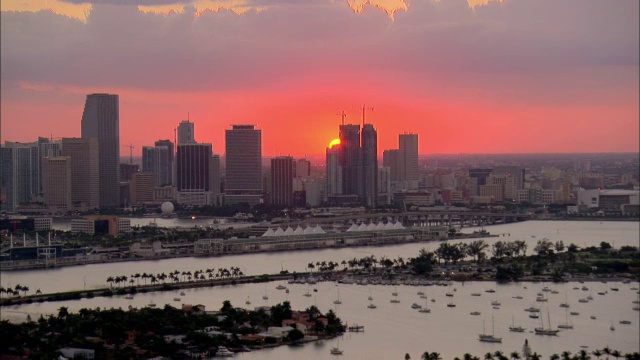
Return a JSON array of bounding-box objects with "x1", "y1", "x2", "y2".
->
[
  {"x1": 224, "y1": 125, "x2": 262, "y2": 205},
  {"x1": 81, "y1": 93, "x2": 120, "y2": 208},
  {"x1": 361, "y1": 124, "x2": 378, "y2": 207}
]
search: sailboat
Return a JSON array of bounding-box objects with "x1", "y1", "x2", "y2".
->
[
  {"x1": 368, "y1": 289, "x2": 373, "y2": 301},
  {"x1": 509, "y1": 315, "x2": 525, "y2": 332},
  {"x1": 303, "y1": 284, "x2": 312, "y2": 297},
  {"x1": 535, "y1": 309, "x2": 560, "y2": 335},
  {"x1": 479, "y1": 316, "x2": 502, "y2": 343},
  {"x1": 392, "y1": 286, "x2": 399, "y2": 297},
  {"x1": 333, "y1": 286, "x2": 342, "y2": 305},
  {"x1": 558, "y1": 307, "x2": 573, "y2": 329},
  {"x1": 262, "y1": 285, "x2": 269, "y2": 300},
  {"x1": 245, "y1": 296, "x2": 251, "y2": 305},
  {"x1": 330, "y1": 337, "x2": 343, "y2": 355},
  {"x1": 418, "y1": 296, "x2": 431, "y2": 313}
]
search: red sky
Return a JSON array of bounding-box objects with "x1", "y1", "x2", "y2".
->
[{"x1": 1, "y1": 0, "x2": 638, "y2": 157}]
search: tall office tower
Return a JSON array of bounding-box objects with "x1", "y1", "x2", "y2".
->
[
  {"x1": 142, "y1": 145, "x2": 171, "y2": 186},
  {"x1": 210, "y1": 154, "x2": 221, "y2": 205},
  {"x1": 294, "y1": 159, "x2": 311, "y2": 179},
  {"x1": 62, "y1": 138, "x2": 100, "y2": 210},
  {"x1": 378, "y1": 166, "x2": 391, "y2": 205},
  {"x1": 176, "y1": 143, "x2": 212, "y2": 205},
  {"x1": 155, "y1": 139, "x2": 174, "y2": 185},
  {"x1": 325, "y1": 143, "x2": 342, "y2": 198},
  {"x1": 130, "y1": 172, "x2": 155, "y2": 206},
  {"x1": 81, "y1": 93, "x2": 120, "y2": 208},
  {"x1": 399, "y1": 133, "x2": 419, "y2": 184},
  {"x1": 224, "y1": 125, "x2": 262, "y2": 205},
  {"x1": 360, "y1": 124, "x2": 378, "y2": 207},
  {"x1": 42, "y1": 156, "x2": 72, "y2": 212},
  {"x1": 119, "y1": 163, "x2": 139, "y2": 181},
  {"x1": 177, "y1": 120, "x2": 196, "y2": 145},
  {"x1": 1, "y1": 142, "x2": 40, "y2": 212},
  {"x1": 38, "y1": 137, "x2": 62, "y2": 193},
  {"x1": 339, "y1": 124, "x2": 360, "y2": 196},
  {"x1": 271, "y1": 156, "x2": 294, "y2": 206},
  {"x1": 382, "y1": 149, "x2": 400, "y2": 181}
]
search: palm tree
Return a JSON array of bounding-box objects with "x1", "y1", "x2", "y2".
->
[
  {"x1": 562, "y1": 352, "x2": 573, "y2": 360},
  {"x1": 592, "y1": 351, "x2": 603, "y2": 359},
  {"x1": 550, "y1": 355, "x2": 560, "y2": 360},
  {"x1": 486, "y1": 353, "x2": 495, "y2": 360},
  {"x1": 603, "y1": 347, "x2": 612, "y2": 359},
  {"x1": 611, "y1": 351, "x2": 621, "y2": 360},
  {"x1": 511, "y1": 352, "x2": 521, "y2": 360},
  {"x1": 578, "y1": 350, "x2": 591, "y2": 360},
  {"x1": 531, "y1": 354, "x2": 542, "y2": 360},
  {"x1": 431, "y1": 353, "x2": 442, "y2": 360},
  {"x1": 422, "y1": 352, "x2": 431, "y2": 360}
]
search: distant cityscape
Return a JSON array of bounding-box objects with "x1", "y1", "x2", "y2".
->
[{"x1": 1, "y1": 93, "x2": 639, "y2": 225}]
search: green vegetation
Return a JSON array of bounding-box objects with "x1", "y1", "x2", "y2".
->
[{"x1": 0, "y1": 301, "x2": 345, "y2": 359}]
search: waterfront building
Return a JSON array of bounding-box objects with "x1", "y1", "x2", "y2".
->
[
  {"x1": 62, "y1": 138, "x2": 100, "y2": 210},
  {"x1": 325, "y1": 142, "x2": 342, "y2": 199},
  {"x1": 142, "y1": 143, "x2": 172, "y2": 186},
  {"x1": 479, "y1": 183, "x2": 505, "y2": 203},
  {"x1": 399, "y1": 133, "x2": 419, "y2": 186},
  {"x1": 37, "y1": 137, "x2": 62, "y2": 193},
  {"x1": 383, "y1": 149, "x2": 400, "y2": 181},
  {"x1": 155, "y1": 139, "x2": 175, "y2": 185},
  {"x1": 176, "y1": 143, "x2": 213, "y2": 206},
  {"x1": 130, "y1": 172, "x2": 155, "y2": 206},
  {"x1": 271, "y1": 156, "x2": 294, "y2": 206},
  {"x1": 576, "y1": 189, "x2": 640, "y2": 210},
  {"x1": 210, "y1": 154, "x2": 221, "y2": 206},
  {"x1": 1, "y1": 142, "x2": 40, "y2": 212},
  {"x1": 41, "y1": 156, "x2": 72, "y2": 213},
  {"x1": 361, "y1": 123, "x2": 378, "y2": 207},
  {"x1": 339, "y1": 124, "x2": 360, "y2": 197},
  {"x1": 81, "y1": 93, "x2": 120, "y2": 208},
  {"x1": 177, "y1": 120, "x2": 196, "y2": 145},
  {"x1": 71, "y1": 216, "x2": 131, "y2": 235},
  {"x1": 378, "y1": 166, "x2": 391, "y2": 205},
  {"x1": 224, "y1": 125, "x2": 262, "y2": 205}
]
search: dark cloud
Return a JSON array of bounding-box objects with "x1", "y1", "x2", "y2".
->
[{"x1": 1, "y1": 0, "x2": 638, "y2": 97}]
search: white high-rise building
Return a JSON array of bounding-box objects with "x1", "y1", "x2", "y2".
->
[{"x1": 177, "y1": 120, "x2": 196, "y2": 145}]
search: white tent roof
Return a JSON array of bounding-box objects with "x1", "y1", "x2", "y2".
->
[
  {"x1": 262, "y1": 228, "x2": 275, "y2": 237},
  {"x1": 284, "y1": 227, "x2": 295, "y2": 236},
  {"x1": 366, "y1": 223, "x2": 377, "y2": 231},
  {"x1": 293, "y1": 226, "x2": 304, "y2": 235},
  {"x1": 375, "y1": 222, "x2": 386, "y2": 230},
  {"x1": 313, "y1": 225, "x2": 326, "y2": 234},
  {"x1": 393, "y1": 222, "x2": 404, "y2": 230},
  {"x1": 346, "y1": 224, "x2": 358, "y2": 232},
  {"x1": 384, "y1": 222, "x2": 395, "y2": 230},
  {"x1": 274, "y1": 227, "x2": 285, "y2": 236},
  {"x1": 357, "y1": 223, "x2": 368, "y2": 232},
  {"x1": 303, "y1": 226, "x2": 315, "y2": 235}
]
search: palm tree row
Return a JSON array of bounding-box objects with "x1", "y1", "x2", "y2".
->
[
  {"x1": 0, "y1": 284, "x2": 39, "y2": 298},
  {"x1": 105, "y1": 267, "x2": 245, "y2": 288},
  {"x1": 412, "y1": 348, "x2": 639, "y2": 360}
]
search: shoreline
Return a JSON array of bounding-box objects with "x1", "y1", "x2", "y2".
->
[
  {"x1": 1, "y1": 268, "x2": 636, "y2": 308},
  {"x1": 0, "y1": 232, "x2": 500, "y2": 272}
]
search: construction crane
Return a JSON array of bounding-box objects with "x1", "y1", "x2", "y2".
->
[
  {"x1": 336, "y1": 111, "x2": 347, "y2": 125},
  {"x1": 124, "y1": 144, "x2": 135, "y2": 165}
]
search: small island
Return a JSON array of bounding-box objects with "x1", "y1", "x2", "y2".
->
[{"x1": 0, "y1": 300, "x2": 345, "y2": 359}]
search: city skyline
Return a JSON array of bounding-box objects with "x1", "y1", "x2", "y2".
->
[{"x1": 1, "y1": 0, "x2": 638, "y2": 156}]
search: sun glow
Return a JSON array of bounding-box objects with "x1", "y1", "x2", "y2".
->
[{"x1": 328, "y1": 138, "x2": 341, "y2": 149}]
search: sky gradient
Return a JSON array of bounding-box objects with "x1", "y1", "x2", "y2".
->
[{"x1": 1, "y1": 0, "x2": 638, "y2": 157}]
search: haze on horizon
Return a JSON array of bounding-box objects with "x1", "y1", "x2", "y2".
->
[{"x1": 1, "y1": 0, "x2": 638, "y2": 157}]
